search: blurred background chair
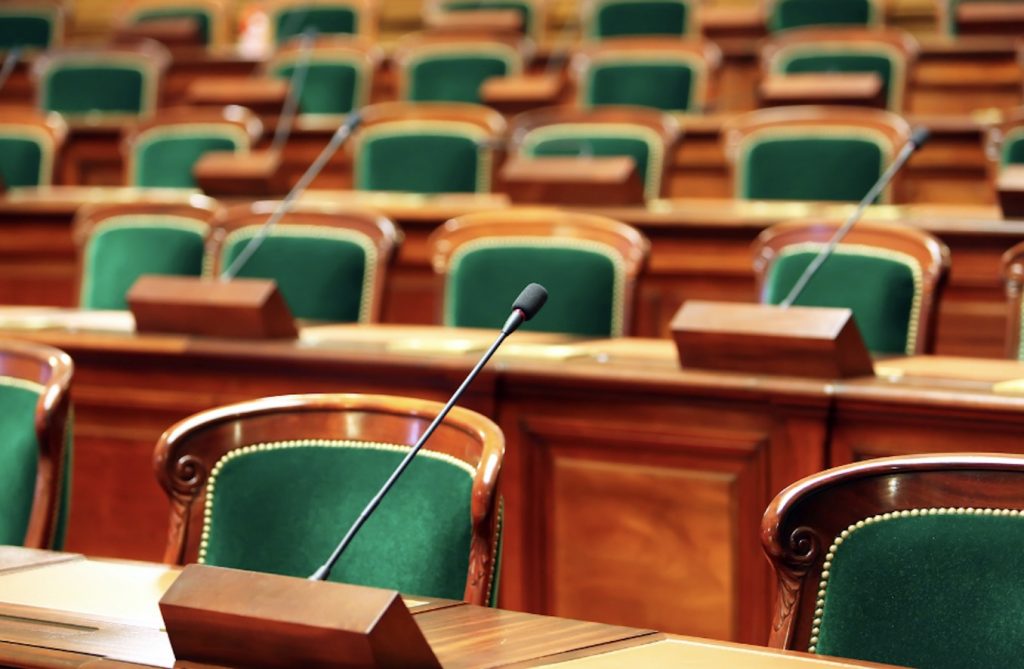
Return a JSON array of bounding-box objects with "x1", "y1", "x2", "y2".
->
[
  {"x1": 155, "y1": 393, "x2": 503, "y2": 605},
  {"x1": 0, "y1": 107, "x2": 66, "y2": 188},
  {"x1": 352, "y1": 102, "x2": 506, "y2": 194},
  {"x1": 1000, "y1": 240, "x2": 1024, "y2": 359},
  {"x1": 0, "y1": 339, "x2": 73, "y2": 550},
  {"x1": 753, "y1": 219, "x2": 949, "y2": 355},
  {"x1": 206, "y1": 202, "x2": 400, "y2": 323},
  {"x1": 764, "y1": 0, "x2": 883, "y2": 32},
  {"x1": 73, "y1": 200, "x2": 220, "y2": 310},
  {"x1": 120, "y1": 0, "x2": 231, "y2": 48},
  {"x1": 264, "y1": 0, "x2": 378, "y2": 46},
  {"x1": 393, "y1": 33, "x2": 525, "y2": 104},
  {"x1": 0, "y1": 0, "x2": 66, "y2": 51},
  {"x1": 430, "y1": 209, "x2": 649, "y2": 336},
  {"x1": 763, "y1": 453, "x2": 1024, "y2": 668},
  {"x1": 581, "y1": 0, "x2": 699, "y2": 40},
  {"x1": 266, "y1": 36, "x2": 378, "y2": 121},
  {"x1": 424, "y1": 0, "x2": 547, "y2": 42},
  {"x1": 723, "y1": 106, "x2": 911, "y2": 202}
]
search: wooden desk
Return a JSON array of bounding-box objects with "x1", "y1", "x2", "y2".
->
[{"x1": 0, "y1": 547, "x2": 897, "y2": 668}]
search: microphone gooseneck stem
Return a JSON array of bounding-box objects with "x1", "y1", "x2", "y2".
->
[
  {"x1": 779, "y1": 138, "x2": 920, "y2": 309},
  {"x1": 309, "y1": 321, "x2": 518, "y2": 582},
  {"x1": 269, "y1": 30, "x2": 315, "y2": 156},
  {"x1": 220, "y1": 111, "x2": 362, "y2": 282}
]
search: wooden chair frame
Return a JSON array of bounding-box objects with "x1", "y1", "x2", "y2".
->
[
  {"x1": 206, "y1": 202, "x2": 401, "y2": 323},
  {"x1": 580, "y1": 0, "x2": 701, "y2": 40},
  {"x1": 429, "y1": 208, "x2": 649, "y2": 335},
  {"x1": 752, "y1": 219, "x2": 950, "y2": 354},
  {"x1": 1000, "y1": 240, "x2": 1024, "y2": 359},
  {"x1": 0, "y1": 0, "x2": 67, "y2": 50},
  {"x1": 762, "y1": 453, "x2": 1024, "y2": 652},
  {"x1": 0, "y1": 105, "x2": 68, "y2": 187},
  {"x1": 0, "y1": 339, "x2": 73, "y2": 549},
  {"x1": 261, "y1": 0, "x2": 379, "y2": 44},
  {"x1": 392, "y1": 32, "x2": 530, "y2": 102},
  {"x1": 120, "y1": 0, "x2": 233, "y2": 48},
  {"x1": 154, "y1": 392, "x2": 504, "y2": 606}
]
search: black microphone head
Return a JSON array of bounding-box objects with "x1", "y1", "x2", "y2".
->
[
  {"x1": 910, "y1": 126, "x2": 930, "y2": 150},
  {"x1": 511, "y1": 283, "x2": 548, "y2": 321}
]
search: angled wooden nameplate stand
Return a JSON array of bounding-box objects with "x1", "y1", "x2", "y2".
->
[
  {"x1": 956, "y1": 2, "x2": 1024, "y2": 35},
  {"x1": 997, "y1": 165, "x2": 1024, "y2": 218},
  {"x1": 186, "y1": 77, "x2": 289, "y2": 115},
  {"x1": 194, "y1": 149, "x2": 287, "y2": 197},
  {"x1": 128, "y1": 275, "x2": 298, "y2": 339},
  {"x1": 501, "y1": 155, "x2": 644, "y2": 205},
  {"x1": 113, "y1": 17, "x2": 203, "y2": 48},
  {"x1": 161, "y1": 564, "x2": 441, "y2": 669},
  {"x1": 425, "y1": 9, "x2": 522, "y2": 35},
  {"x1": 759, "y1": 73, "x2": 885, "y2": 109},
  {"x1": 481, "y1": 74, "x2": 563, "y2": 114},
  {"x1": 671, "y1": 301, "x2": 874, "y2": 379}
]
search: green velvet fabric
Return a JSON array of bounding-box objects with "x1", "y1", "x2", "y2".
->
[
  {"x1": 275, "y1": 7, "x2": 357, "y2": 44},
  {"x1": 0, "y1": 137, "x2": 44, "y2": 187},
  {"x1": 0, "y1": 14, "x2": 53, "y2": 49},
  {"x1": 443, "y1": 0, "x2": 534, "y2": 36},
  {"x1": 781, "y1": 54, "x2": 894, "y2": 109},
  {"x1": 740, "y1": 137, "x2": 884, "y2": 202},
  {"x1": 219, "y1": 232, "x2": 368, "y2": 322},
  {"x1": 133, "y1": 9, "x2": 210, "y2": 45},
  {"x1": 271, "y1": 62, "x2": 359, "y2": 115},
  {"x1": 591, "y1": 0, "x2": 691, "y2": 38},
  {"x1": 586, "y1": 62, "x2": 696, "y2": 111},
  {"x1": 43, "y1": 66, "x2": 145, "y2": 116},
  {"x1": 768, "y1": 0, "x2": 872, "y2": 32},
  {"x1": 202, "y1": 443, "x2": 473, "y2": 599},
  {"x1": 816, "y1": 512, "x2": 1024, "y2": 668},
  {"x1": 0, "y1": 383, "x2": 42, "y2": 546},
  {"x1": 763, "y1": 249, "x2": 916, "y2": 354},
  {"x1": 357, "y1": 132, "x2": 483, "y2": 193},
  {"x1": 524, "y1": 133, "x2": 653, "y2": 196},
  {"x1": 1000, "y1": 134, "x2": 1024, "y2": 167},
  {"x1": 80, "y1": 221, "x2": 207, "y2": 310},
  {"x1": 133, "y1": 134, "x2": 239, "y2": 188},
  {"x1": 447, "y1": 245, "x2": 618, "y2": 336},
  {"x1": 407, "y1": 55, "x2": 510, "y2": 104}
]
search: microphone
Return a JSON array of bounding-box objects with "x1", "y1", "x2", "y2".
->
[
  {"x1": 309, "y1": 283, "x2": 548, "y2": 582},
  {"x1": 269, "y1": 30, "x2": 316, "y2": 156},
  {"x1": 219, "y1": 110, "x2": 363, "y2": 281},
  {"x1": 779, "y1": 125, "x2": 931, "y2": 308}
]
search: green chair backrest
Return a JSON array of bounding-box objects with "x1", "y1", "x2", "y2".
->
[
  {"x1": 441, "y1": 0, "x2": 537, "y2": 38},
  {"x1": 273, "y1": 5, "x2": 359, "y2": 44},
  {"x1": 762, "y1": 242, "x2": 921, "y2": 354},
  {"x1": 520, "y1": 123, "x2": 665, "y2": 200},
  {"x1": 586, "y1": 0, "x2": 696, "y2": 39},
  {"x1": 131, "y1": 8, "x2": 212, "y2": 45},
  {"x1": 768, "y1": 0, "x2": 876, "y2": 32},
  {"x1": 736, "y1": 129, "x2": 890, "y2": 202},
  {"x1": 79, "y1": 215, "x2": 209, "y2": 310},
  {"x1": 0, "y1": 125, "x2": 55, "y2": 187},
  {"x1": 130, "y1": 125, "x2": 249, "y2": 188},
  {"x1": 0, "y1": 379, "x2": 46, "y2": 546},
  {"x1": 999, "y1": 127, "x2": 1024, "y2": 167},
  {"x1": 404, "y1": 46, "x2": 519, "y2": 104},
  {"x1": 581, "y1": 55, "x2": 707, "y2": 112},
  {"x1": 810, "y1": 508, "x2": 1024, "y2": 668},
  {"x1": 199, "y1": 440, "x2": 478, "y2": 599},
  {"x1": 355, "y1": 121, "x2": 493, "y2": 194},
  {"x1": 216, "y1": 225, "x2": 376, "y2": 322},
  {"x1": 445, "y1": 238, "x2": 626, "y2": 336},
  {"x1": 772, "y1": 46, "x2": 903, "y2": 111},
  {"x1": 269, "y1": 57, "x2": 370, "y2": 116},
  {"x1": 40, "y1": 56, "x2": 156, "y2": 118},
  {"x1": 0, "y1": 7, "x2": 59, "y2": 50}
]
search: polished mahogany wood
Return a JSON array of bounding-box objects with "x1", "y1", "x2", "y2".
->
[
  {"x1": 480, "y1": 74, "x2": 564, "y2": 115},
  {"x1": 953, "y1": 1, "x2": 1024, "y2": 36},
  {"x1": 501, "y1": 156, "x2": 644, "y2": 205},
  {"x1": 112, "y1": 17, "x2": 204, "y2": 49},
  {"x1": 759, "y1": 74, "x2": 885, "y2": 109},
  {"x1": 1000, "y1": 239, "x2": 1024, "y2": 359},
  {"x1": 193, "y1": 149, "x2": 286, "y2": 197},
  {"x1": 996, "y1": 165, "x2": 1024, "y2": 219}
]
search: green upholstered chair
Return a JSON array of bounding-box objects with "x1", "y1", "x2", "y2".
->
[
  {"x1": 353, "y1": 102, "x2": 506, "y2": 194},
  {"x1": 267, "y1": 37, "x2": 377, "y2": 120},
  {"x1": 0, "y1": 0, "x2": 65, "y2": 51},
  {"x1": 763, "y1": 453, "x2": 1024, "y2": 669},
  {"x1": 724, "y1": 106, "x2": 911, "y2": 203},
  {"x1": 426, "y1": 0, "x2": 547, "y2": 42},
  {"x1": 155, "y1": 393, "x2": 504, "y2": 605},
  {"x1": 574, "y1": 38, "x2": 720, "y2": 113},
  {"x1": 32, "y1": 44, "x2": 170, "y2": 121},
  {"x1": 764, "y1": 0, "x2": 882, "y2": 32},
  {"x1": 761, "y1": 28, "x2": 918, "y2": 112},
  {"x1": 430, "y1": 209, "x2": 649, "y2": 336},
  {"x1": 984, "y1": 109, "x2": 1024, "y2": 176},
  {"x1": 74, "y1": 201, "x2": 220, "y2": 310},
  {"x1": 509, "y1": 106, "x2": 680, "y2": 201},
  {"x1": 999, "y1": 241, "x2": 1024, "y2": 359},
  {"x1": 122, "y1": 0, "x2": 231, "y2": 48},
  {"x1": 581, "y1": 0, "x2": 699, "y2": 39},
  {"x1": 0, "y1": 107, "x2": 67, "y2": 188},
  {"x1": 395, "y1": 34, "x2": 524, "y2": 104},
  {"x1": 207, "y1": 203, "x2": 400, "y2": 323},
  {"x1": 0, "y1": 339, "x2": 73, "y2": 550},
  {"x1": 124, "y1": 106, "x2": 262, "y2": 189},
  {"x1": 265, "y1": 0, "x2": 377, "y2": 45},
  {"x1": 753, "y1": 220, "x2": 949, "y2": 354}
]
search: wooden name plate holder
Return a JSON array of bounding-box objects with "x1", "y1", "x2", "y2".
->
[
  {"x1": 500, "y1": 155, "x2": 644, "y2": 205},
  {"x1": 113, "y1": 17, "x2": 203, "y2": 47},
  {"x1": 670, "y1": 300, "x2": 874, "y2": 379},
  {"x1": 759, "y1": 73, "x2": 885, "y2": 109},
  {"x1": 956, "y1": 2, "x2": 1024, "y2": 35},
  {"x1": 161, "y1": 564, "x2": 441, "y2": 669},
  {"x1": 481, "y1": 75, "x2": 564, "y2": 114},
  {"x1": 128, "y1": 275, "x2": 298, "y2": 339},
  {"x1": 424, "y1": 9, "x2": 523, "y2": 35},
  {"x1": 997, "y1": 165, "x2": 1024, "y2": 219},
  {"x1": 193, "y1": 149, "x2": 286, "y2": 197},
  {"x1": 186, "y1": 77, "x2": 290, "y2": 113}
]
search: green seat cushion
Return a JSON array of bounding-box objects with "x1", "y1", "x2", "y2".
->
[
  {"x1": 219, "y1": 228, "x2": 372, "y2": 322},
  {"x1": 739, "y1": 135, "x2": 885, "y2": 202},
  {"x1": 357, "y1": 129, "x2": 487, "y2": 194},
  {"x1": 0, "y1": 13, "x2": 54, "y2": 49},
  {"x1": 0, "y1": 380, "x2": 43, "y2": 546},
  {"x1": 271, "y1": 61, "x2": 361, "y2": 115},
  {"x1": 780, "y1": 53, "x2": 895, "y2": 109},
  {"x1": 0, "y1": 136, "x2": 45, "y2": 187},
  {"x1": 132, "y1": 132, "x2": 242, "y2": 188},
  {"x1": 585, "y1": 61, "x2": 698, "y2": 111},
  {"x1": 442, "y1": 0, "x2": 534, "y2": 36},
  {"x1": 1000, "y1": 129, "x2": 1024, "y2": 167},
  {"x1": 42, "y1": 64, "x2": 147, "y2": 116},
  {"x1": 446, "y1": 242, "x2": 622, "y2": 336},
  {"x1": 133, "y1": 9, "x2": 211, "y2": 45},
  {"x1": 275, "y1": 7, "x2": 357, "y2": 43},
  {"x1": 407, "y1": 55, "x2": 511, "y2": 104},
  {"x1": 769, "y1": 0, "x2": 873, "y2": 31},
  {"x1": 813, "y1": 510, "x2": 1024, "y2": 669},
  {"x1": 201, "y1": 441, "x2": 474, "y2": 599},
  {"x1": 80, "y1": 216, "x2": 208, "y2": 310},
  {"x1": 763, "y1": 246, "x2": 919, "y2": 354},
  {"x1": 523, "y1": 129, "x2": 658, "y2": 199},
  {"x1": 591, "y1": 0, "x2": 691, "y2": 38}
]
